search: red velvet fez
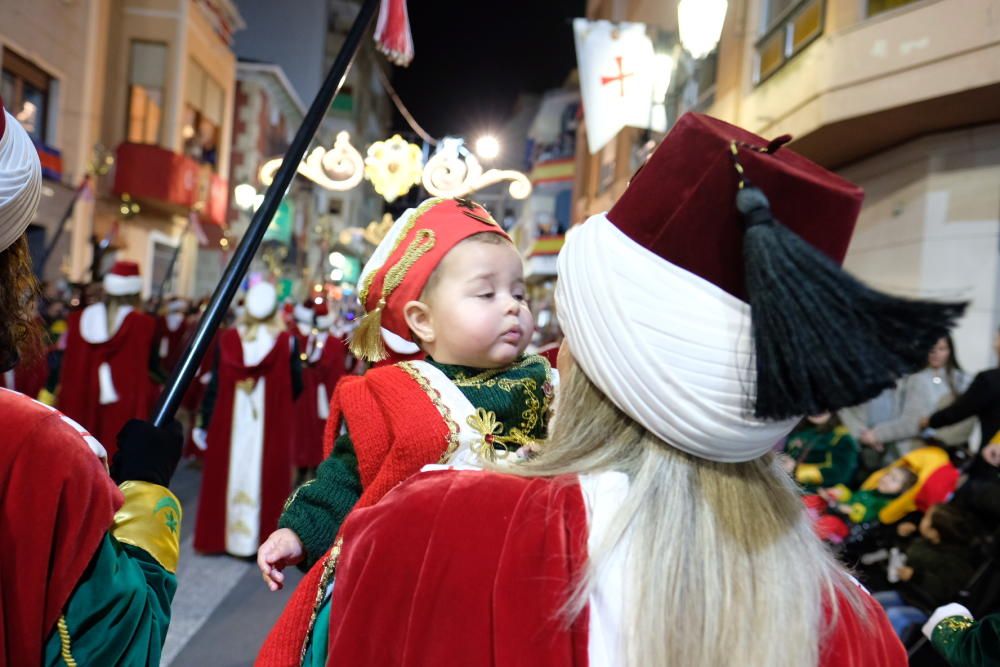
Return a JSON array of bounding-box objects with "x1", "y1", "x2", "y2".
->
[{"x1": 607, "y1": 112, "x2": 864, "y2": 302}]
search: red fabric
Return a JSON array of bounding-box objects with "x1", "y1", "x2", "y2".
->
[
  {"x1": 607, "y1": 113, "x2": 864, "y2": 302},
  {"x1": 155, "y1": 315, "x2": 190, "y2": 375},
  {"x1": 257, "y1": 365, "x2": 452, "y2": 666},
  {"x1": 8, "y1": 353, "x2": 48, "y2": 399},
  {"x1": 193, "y1": 328, "x2": 295, "y2": 554},
  {"x1": 58, "y1": 309, "x2": 157, "y2": 458},
  {"x1": 364, "y1": 199, "x2": 509, "y2": 346},
  {"x1": 181, "y1": 332, "x2": 219, "y2": 459},
  {"x1": 291, "y1": 333, "x2": 348, "y2": 469},
  {"x1": 309, "y1": 471, "x2": 904, "y2": 666},
  {"x1": 325, "y1": 471, "x2": 590, "y2": 667},
  {"x1": 915, "y1": 463, "x2": 960, "y2": 512},
  {"x1": 0, "y1": 389, "x2": 122, "y2": 666},
  {"x1": 108, "y1": 260, "x2": 140, "y2": 277}
]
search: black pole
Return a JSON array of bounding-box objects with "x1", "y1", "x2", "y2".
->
[
  {"x1": 39, "y1": 176, "x2": 89, "y2": 274},
  {"x1": 152, "y1": 0, "x2": 379, "y2": 427}
]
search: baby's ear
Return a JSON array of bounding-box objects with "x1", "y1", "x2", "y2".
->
[{"x1": 403, "y1": 300, "x2": 435, "y2": 345}]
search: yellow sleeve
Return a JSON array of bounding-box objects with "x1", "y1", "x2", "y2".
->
[
  {"x1": 795, "y1": 464, "x2": 824, "y2": 486},
  {"x1": 111, "y1": 481, "x2": 182, "y2": 573}
]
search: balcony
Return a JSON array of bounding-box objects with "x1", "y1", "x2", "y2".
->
[
  {"x1": 725, "y1": 0, "x2": 1000, "y2": 167},
  {"x1": 113, "y1": 142, "x2": 228, "y2": 226}
]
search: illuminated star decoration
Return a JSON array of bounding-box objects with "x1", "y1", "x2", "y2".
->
[{"x1": 363, "y1": 134, "x2": 424, "y2": 203}]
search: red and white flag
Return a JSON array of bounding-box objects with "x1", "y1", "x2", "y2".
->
[{"x1": 574, "y1": 19, "x2": 666, "y2": 154}]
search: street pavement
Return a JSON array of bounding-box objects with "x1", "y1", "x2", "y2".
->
[{"x1": 162, "y1": 461, "x2": 304, "y2": 667}]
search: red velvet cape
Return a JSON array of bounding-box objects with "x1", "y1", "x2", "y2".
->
[
  {"x1": 0, "y1": 389, "x2": 122, "y2": 665},
  {"x1": 193, "y1": 328, "x2": 294, "y2": 554},
  {"x1": 155, "y1": 315, "x2": 190, "y2": 374},
  {"x1": 257, "y1": 364, "x2": 452, "y2": 666},
  {"x1": 327, "y1": 470, "x2": 590, "y2": 666},
  {"x1": 181, "y1": 332, "x2": 219, "y2": 459},
  {"x1": 323, "y1": 471, "x2": 907, "y2": 666},
  {"x1": 58, "y1": 309, "x2": 157, "y2": 457},
  {"x1": 291, "y1": 333, "x2": 348, "y2": 469},
  {"x1": 6, "y1": 352, "x2": 48, "y2": 399}
]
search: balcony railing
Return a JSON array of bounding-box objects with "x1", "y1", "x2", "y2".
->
[{"x1": 113, "y1": 142, "x2": 228, "y2": 226}]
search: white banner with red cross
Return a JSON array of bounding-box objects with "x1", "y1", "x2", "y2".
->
[{"x1": 573, "y1": 19, "x2": 666, "y2": 155}]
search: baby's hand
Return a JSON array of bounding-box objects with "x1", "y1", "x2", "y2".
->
[
  {"x1": 896, "y1": 522, "x2": 917, "y2": 537},
  {"x1": 257, "y1": 528, "x2": 304, "y2": 591}
]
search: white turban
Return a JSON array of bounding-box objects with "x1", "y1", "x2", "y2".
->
[
  {"x1": 0, "y1": 109, "x2": 42, "y2": 253},
  {"x1": 556, "y1": 213, "x2": 798, "y2": 463}
]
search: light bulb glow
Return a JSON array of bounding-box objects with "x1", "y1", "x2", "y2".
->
[
  {"x1": 474, "y1": 135, "x2": 501, "y2": 160},
  {"x1": 678, "y1": 0, "x2": 728, "y2": 59}
]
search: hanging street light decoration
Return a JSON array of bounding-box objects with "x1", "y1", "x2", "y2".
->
[
  {"x1": 363, "y1": 134, "x2": 424, "y2": 202},
  {"x1": 259, "y1": 130, "x2": 364, "y2": 191},
  {"x1": 119, "y1": 193, "x2": 141, "y2": 219},
  {"x1": 422, "y1": 137, "x2": 531, "y2": 200},
  {"x1": 677, "y1": 0, "x2": 729, "y2": 60},
  {"x1": 258, "y1": 133, "x2": 531, "y2": 203}
]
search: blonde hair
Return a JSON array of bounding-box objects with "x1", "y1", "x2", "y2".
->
[{"x1": 516, "y1": 361, "x2": 868, "y2": 667}]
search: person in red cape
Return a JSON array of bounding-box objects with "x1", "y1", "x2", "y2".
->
[
  {"x1": 291, "y1": 301, "x2": 349, "y2": 478},
  {"x1": 193, "y1": 281, "x2": 303, "y2": 557},
  {"x1": 278, "y1": 113, "x2": 971, "y2": 666},
  {"x1": 155, "y1": 296, "x2": 191, "y2": 374},
  {"x1": 0, "y1": 94, "x2": 183, "y2": 666},
  {"x1": 57, "y1": 260, "x2": 158, "y2": 457}
]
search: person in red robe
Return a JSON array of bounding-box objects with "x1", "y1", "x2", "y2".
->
[
  {"x1": 57, "y1": 260, "x2": 158, "y2": 458},
  {"x1": 193, "y1": 281, "x2": 302, "y2": 557},
  {"x1": 155, "y1": 297, "x2": 190, "y2": 375},
  {"x1": 280, "y1": 113, "x2": 970, "y2": 666},
  {"x1": 291, "y1": 301, "x2": 348, "y2": 478}
]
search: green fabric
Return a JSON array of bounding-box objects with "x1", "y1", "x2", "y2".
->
[
  {"x1": 931, "y1": 614, "x2": 1000, "y2": 667},
  {"x1": 280, "y1": 433, "x2": 362, "y2": 569},
  {"x1": 278, "y1": 354, "x2": 553, "y2": 569},
  {"x1": 302, "y1": 597, "x2": 333, "y2": 667},
  {"x1": 43, "y1": 534, "x2": 176, "y2": 666},
  {"x1": 785, "y1": 424, "x2": 859, "y2": 491},
  {"x1": 845, "y1": 489, "x2": 894, "y2": 524}
]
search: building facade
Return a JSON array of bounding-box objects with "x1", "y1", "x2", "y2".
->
[{"x1": 574, "y1": 0, "x2": 1000, "y2": 370}]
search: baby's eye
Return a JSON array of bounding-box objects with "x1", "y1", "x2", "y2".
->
[
  {"x1": 513, "y1": 292, "x2": 526, "y2": 302},
  {"x1": 477, "y1": 292, "x2": 495, "y2": 299}
]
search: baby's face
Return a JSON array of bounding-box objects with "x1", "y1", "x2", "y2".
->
[
  {"x1": 422, "y1": 239, "x2": 533, "y2": 368},
  {"x1": 877, "y1": 468, "x2": 907, "y2": 495}
]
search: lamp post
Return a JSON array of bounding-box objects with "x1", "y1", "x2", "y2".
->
[{"x1": 677, "y1": 0, "x2": 729, "y2": 59}]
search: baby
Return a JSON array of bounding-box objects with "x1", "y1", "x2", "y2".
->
[{"x1": 257, "y1": 198, "x2": 556, "y2": 591}]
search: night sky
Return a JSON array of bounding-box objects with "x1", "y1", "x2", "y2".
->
[{"x1": 389, "y1": 0, "x2": 585, "y2": 140}]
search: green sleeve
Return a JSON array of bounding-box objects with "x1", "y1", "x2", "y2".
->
[
  {"x1": 43, "y1": 534, "x2": 176, "y2": 667},
  {"x1": 932, "y1": 615, "x2": 1000, "y2": 667},
  {"x1": 279, "y1": 431, "x2": 362, "y2": 569},
  {"x1": 823, "y1": 429, "x2": 859, "y2": 488},
  {"x1": 847, "y1": 490, "x2": 890, "y2": 523}
]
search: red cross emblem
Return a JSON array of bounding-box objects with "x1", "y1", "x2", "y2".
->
[{"x1": 600, "y1": 56, "x2": 634, "y2": 97}]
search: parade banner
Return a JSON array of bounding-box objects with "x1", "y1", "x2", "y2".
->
[{"x1": 573, "y1": 19, "x2": 666, "y2": 154}]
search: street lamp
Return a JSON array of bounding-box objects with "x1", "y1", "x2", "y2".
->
[
  {"x1": 234, "y1": 183, "x2": 258, "y2": 210},
  {"x1": 677, "y1": 0, "x2": 728, "y2": 59},
  {"x1": 474, "y1": 135, "x2": 500, "y2": 161}
]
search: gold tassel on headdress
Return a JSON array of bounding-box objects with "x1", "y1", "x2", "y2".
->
[{"x1": 349, "y1": 297, "x2": 389, "y2": 362}]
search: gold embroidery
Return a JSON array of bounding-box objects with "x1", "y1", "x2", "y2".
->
[
  {"x1": 466, "y1": 408, "x2": 505, "y2": 462},
  {"x1": 450, "y1": 354, "x2": 547, "y2": 386},
  {"x1": 228, "y1": 519, "x2": 253, "y2": 536},
  {"x1": 57, "y1": 616, "x2": 78, "y2": 667},
  {"x1": 396, "y1": 361, "x2": 462, "y2": 462},
  {"x1": 236, "y1": 378, "x2": 260, "y2": 419},
  {"x1": 358, "y1": 197, "x2": 443, "y2": 307},
  {"x1": 382, "y1": 230, "x2": 436, "y2": 296},
  {"x1": 283, "y1": 479, "x2": 314, "y2": 512},
  {"x1": 232, "y1": 490, "x2": 256, "y2": 506},
  {"x1": 301, "y1": 536, "x2": 344, "y2": 664}
]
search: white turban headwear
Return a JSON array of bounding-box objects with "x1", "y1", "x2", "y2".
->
[{"x1": 0, "y1": 107, "x2": 42, "y2": 253}]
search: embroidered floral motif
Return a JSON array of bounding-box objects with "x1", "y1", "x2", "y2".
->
[{"x1": 467, "y1": 408, "x2": 505, "y2": 462}]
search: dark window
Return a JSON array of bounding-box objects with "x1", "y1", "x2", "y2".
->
[
  {"x1": 183, "y1": 59, "x2": 224, "y2": 167},
  {"x1": 2, "y1": 49, "x2": 51, "y2": 143},
  {"x1": 867, "y1": 0, "x2": 925, "y2": 17}
]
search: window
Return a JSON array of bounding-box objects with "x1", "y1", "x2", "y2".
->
[
  {"x1": 754, "y1": 0, "x2": 824, "y2": 84},
  {"x1": 126, "y1": 41, "x2": 167, "y2": 145},
  {"x1": 667, "y1": 51, "x2": 718, "y2": 125},
  {"x1": 867, "y1": 0, "x2": 924, "y2": 17},
  {"x1": 183, "y1": 59, "x2": 225, "y2": 167},
  {"x1": 1, "y1": 49, "x2": 52, "y2": 143}
]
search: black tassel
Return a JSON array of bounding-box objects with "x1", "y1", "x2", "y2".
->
[{"x1": 737, "y1": 186, "x2": 968, "y2": 420}]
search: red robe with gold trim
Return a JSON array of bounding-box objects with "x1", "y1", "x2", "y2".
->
[
  {"x1": 193, "y1": 327, "x2": 295, "y2": 555},
  {"x1": 155, "y1": 313, "x2": 190, "y2": 375},
  {"x1": 58, "y1": 306, "x2": 157, "y2": 458},
  {"x1": 291, "y1": 332, "x2": 348, "y2": 469},
  {"x1": 319, "y1": 470, "x2": 907, "y2": 666}
]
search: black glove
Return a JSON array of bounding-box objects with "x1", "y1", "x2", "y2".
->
[{"x1": 110, "y1": 419, "x2": 184, "y2": 487}]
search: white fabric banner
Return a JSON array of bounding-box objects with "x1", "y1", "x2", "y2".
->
[{"x1": 574, "y1": 19, "x2": 666, "y2": 155}]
